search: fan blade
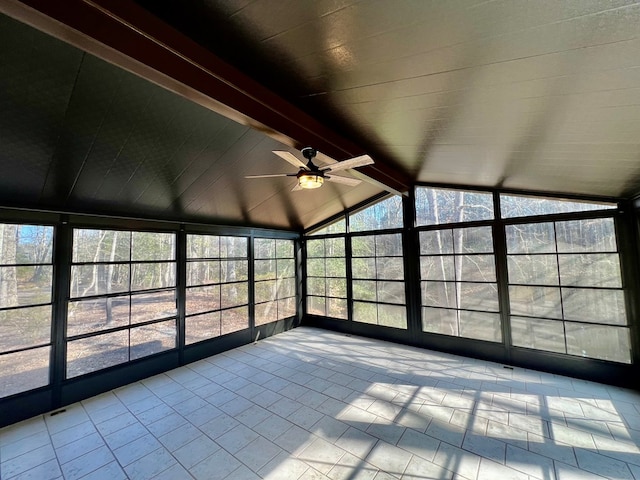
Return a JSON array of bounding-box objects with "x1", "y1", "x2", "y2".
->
[
  {"x1": 273, "y1": 150, "x2": 308, "y2": 170},
  {"x1": 325, "y1": 175, "x2": 361, "y2": 186},
  {"x1": 245, "y1": 174, "x2": 294, "y2": 178},
  {"x1": 320, "y1": 154, "x2": 374, "y2": 173},
  {"x1": 314, "y1": 151, "x2": 338, "y2": 165}
]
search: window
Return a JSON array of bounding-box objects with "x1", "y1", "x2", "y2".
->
[
  {"x1": 350, "y1": 196, "x2": 403, "y2": 232},
  {"x1": 419, "y1": 226, "x2": 501, "y2": 342},
  {"x1": 306, "y1": 237, "x2": 347, "y2": 319},
  {"x1": 416, "y1": 187, "x2": 494, "y2": 226},
  {"x1": 500, "y1": 194, "x2": 615, "y2": 218},
  {"x1": 254, "y1": 238, "x2": 296, "y2": 325},
  {"x1": 308, "y1": 217, "x2": 346, "y2": 236},
  {"x1": 67, "y1": 230, "x2": 177, "y2": 377},
  {"x1": 352, "y1": 233, "x2": 407, "y2": 329},
  {"x1": 185, "y1": 234, "x2": 248, "y2": 344},
  {"x1": 507, "y1": 218, "x2": 630, "y2": 363},
  {"x1": 0, "y1": 224, "x2": 54, "y2": 398}
]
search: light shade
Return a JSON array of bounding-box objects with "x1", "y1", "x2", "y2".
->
[{"x1": 298, "y1": 172, "x2": 324, "y2": 189}]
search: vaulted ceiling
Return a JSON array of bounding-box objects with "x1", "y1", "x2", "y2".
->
[{"x1": 1, "y1": 1, "x2": 640, "y2": 230}]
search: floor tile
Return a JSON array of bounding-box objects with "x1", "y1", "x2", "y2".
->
[
  {"x1": 55, "y1": 431, "x2": 104, "y2": 465},
  {"x1": 215, "y1": 424, "x2": 259, "y2": 454},
  {"x1": 79, "y1": 460, "x2": 127, "y2": 480},
  {"x1": 397, "y1": 428, "x2": 440, "y2": 462},
  {"x1": 403, "y1": 454, "x2": 454, "y2": 480},
  {"x1": 298, "y1": 437, "x2": 347, "y2": 474},
  {"x1": 112, "y1": 433, "x2": 162, "y2": 466},
  {"x1": 173, "y1": 435, "x2": 220, "y2": 469},
  {"x1": 366, "y1": 440, "x2": 413, "y2": 477},
  {"x1": 506, "y1": 444, "x2": 556, "y2": 479},
  {"x1": 1, "y1": 444, "x2": 56, "y2": 479},
  {"x1": 433, "y1": 442, "x2": 480, "y2": 480},
  {"x1": 335, "y1": 427, "x2": 378, "y2": 460},
  {"x1": 123, "y1": 447, "x2": 176, "y2": 480},
  {"x1": 235, "y1": 435, "x2": 283, "y2": 472},
  {"x1": 59, "y1": 445, "x2": 114, "y2": 480},
  {"x1": 190, "y1": 447, "x2": 242, "y2": 480}
]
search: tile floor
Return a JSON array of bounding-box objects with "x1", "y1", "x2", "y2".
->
[{"x1": 2, "y1": 327, "x2": 640, "y2": 479}]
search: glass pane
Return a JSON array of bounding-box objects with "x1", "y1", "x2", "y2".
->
[
  {"x1": 325, "y1": 238, "x2": 345, "y2": 257},
  {"x1": 509, "y1": 286, "x2": 562, "y2": 319},
  {"x1": 458, "y1": 282, "x2": 499, "y2": 312},
  {"x1": 376, "y1": 257, "x2": 404, "y2": 280},
  {"x1": 255, "y1": 260, "x2": 276, "y2": 280},
  {"x1": 327, "y1": 278, "x2": 346, "y2": 298},
  {"x1": 454, "y1": 227, "x2": 493, "y2": 254},
  {"x1": 420, "y1": 256, "x2": 455, "y2": 281},
  {"x1": 0, "y1": 306, "x2": 51, "y2": 351},
  {"x1": 186, "y1": 285, "x2": 220, "y2": 315},
  {"x1": 130, "y1": 320, "x2": 176, "y2": 360},
  {"x1": 0, "y1": 346, "x2": 50, "y2": 398},
  {"x1": 307, "y1": 296, "x2": 326, "y2": 316},
  {"x1": 220, "y1": 282, "x2": 248, "y2": 309},
  {"x1": 459, "y1": 311, "x2": 501, "y2": 342},
  {"x1": 187, "y1": 261, "x2": 220, "y2": 286},
  {"x1": 307, "y1": 277, "x2": 325, "y2": 296},
  {"x1": 458, "y1": 255, "x2": 496, "y2": 282},
  {"x1": 14, "y1": 225, "x2": 54, "y2": 264},
  {"x1": 350, "y1": 196, "x2": 403, "y2": 232},
  {"x1": 415, "y1": 187, "x2": 494, "y2": 226},
  {"x1": 421, "y1": 281, "x2": 456, "y2": 308},
  {"x1": 0, "y1": 266, "x2": 52, "y2": 308},
  {"x1": 353, "y1": 280, "x2": 377, "y2": 301},
  {"x1": 353, "y1": 302, "x2": 377, "y2": 324},
  {"x1": 556, "y1": 218, "x2": 617, "y2": 253},
  {"x1": 378, "y1": 304, "x2": 407, "y2": 329},
  {"x1": 376, "y1": 234, "x2": 403, "y2": 256},
  {"x1": 131, "y1": 263, "x2": 176, "y2": 291},
  {"x1": 278, "y1": 297, "x2": 296, "y2": 319},
  {"x1": 511, "y1": 317, "x2": 566, "y2": 354},
  {"x1": 276, "y1": 240, "x2": 294, "y2": 258},
  {"x1": 507, "y1": 255, "x2": 559, "y2": 285},
  {"x1": 307, "y1": 259, "x2": 325, "y2": 277},
  {"x1": 187, "y1": 234, "x2": 219, "y2": 259},
  {"x1": 277, "y1": 259, "x2": 295, "y2": 277},
  {"x1": 352, "y1": 257, "x2": 376, "y2": 279},
  {"x1": 500, "y1": 194, "x2": 614, "y2": 218},
  {"x1": 377, "y1": 281, "x2": 405, "y2": 304},
  {"x1": 185, "y1": 311, "x2": 221, "y2": 345},
  {"x1": 506, "y1": 223, "x2": 555, "y2": 254},
  {"x1": 309, "y1": 218, "x2": 346, "y2": 235},
  {"x1": 276, "y1": 277, "x2": 295, "y2": 298},
  {"x1": 255, "y1": 280, "x2": 276, "y2": 304},
  {"x1": 254, "y1": 238, "x2": 275, "y2": 259},
  {"x1": 220, "y1": 260, "x2": 248, "y2": 282},
  {"x1": 565, "y1": 323, "x2": 630, "y2": 363},
  {"x1": 67, "y1": 331, "x2": 129, "y2": 378},
  {"x1": 562, "y1": 288, "x2": 626, "y2": 325},
  {"x1": 327, "y1": 298, "x2": 347, "y2": 319},
  {"x1": 326, "y1": 258, "x2": 346, "y2": 278},
  {"x1": 558, "y1": 254, "x2": 622, "y2": 288},
  {"x1": 419, "y1": 230, "x2": 453, "y2": 255},
  {"x1": 352, "y1": 236, "x2": 375, "y2": 257},
  {"x1": 70, "y1": 264, "x2": 129, "y2": 297},
  {"x1": 220, "y1": 236, "x2": 247, "y2": 258},
  {"x1": 256, "y1": 301, "x2": 278, "y2": 326},
  {"x1": 422, "y1": 307, "x2": 458, "y2": 336},
  {"x1": 72, "y1": 229, "x2": 129, "y2": 263},
  {"x1": 221, "y1": 306, "x2": 247, "y2": 334},
  {"x1": 131, "y1": 291, "x2": 176, "y2": 324},
  {"x1": 306, "y1": 239, "x2": 325, "y2": 258},
  {"x1": 67, "y1": 296, "x2": 129, "y2": 337},
  {"x1": 131, "y1": 232, "x2": 175, "y2": 261}
]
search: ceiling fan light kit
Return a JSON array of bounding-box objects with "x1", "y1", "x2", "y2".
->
[
  {"x1": 246, "y1": 147, "x2": 374, "y2": 191},
  {"x1": 298, "y1": 172, "x2": 324, "y2": 189}
]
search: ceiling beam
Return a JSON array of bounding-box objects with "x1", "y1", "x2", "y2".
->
[{"x1": 0, "y1": 0, "x2": 411, "y2": 194}]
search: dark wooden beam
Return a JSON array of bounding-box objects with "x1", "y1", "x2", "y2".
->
[{"x1": 0, "y1": 0, "x2": 411, "y2": 194}]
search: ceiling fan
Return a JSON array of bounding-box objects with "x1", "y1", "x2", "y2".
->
[{"x1": 245, "y1": 147, "x2": 374, "y2": 190}]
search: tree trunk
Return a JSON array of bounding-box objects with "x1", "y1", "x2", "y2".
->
[{"x1": 0, "y1": 224, "x2": 18, "y2": 307}]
